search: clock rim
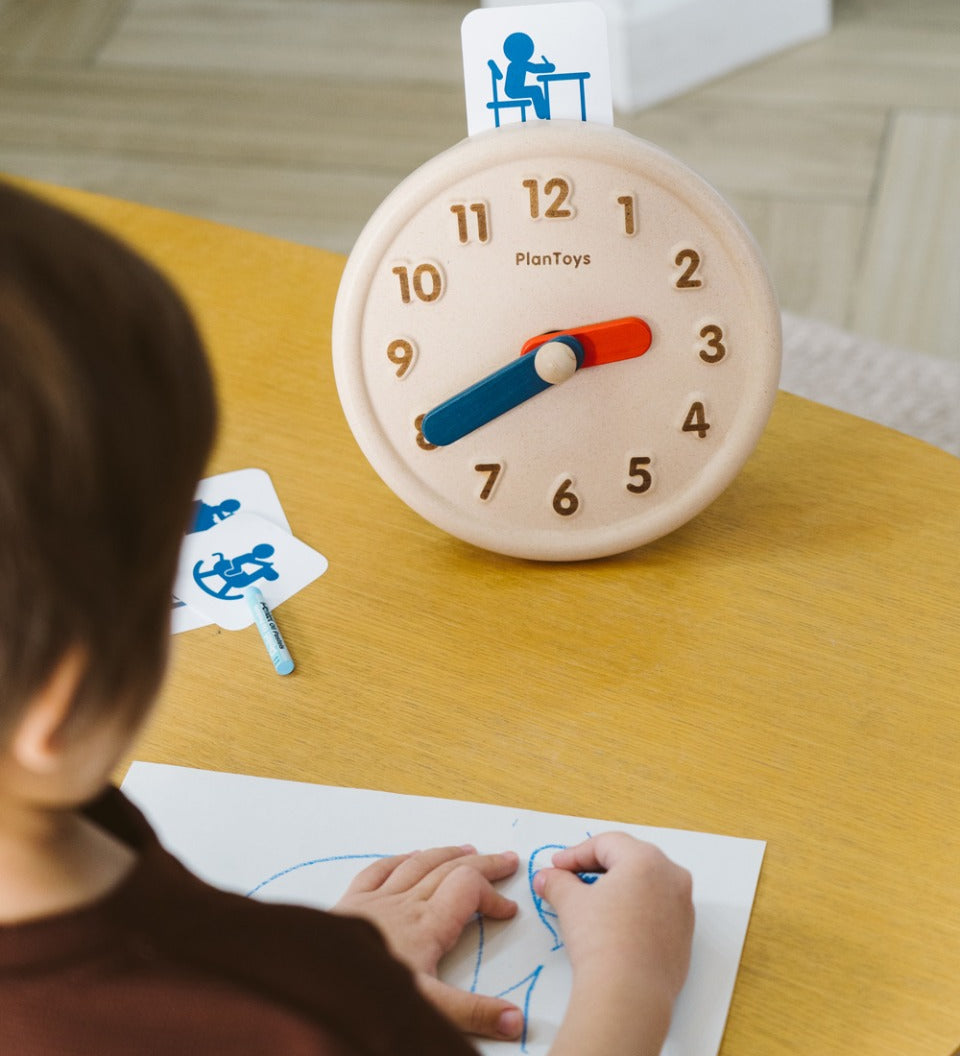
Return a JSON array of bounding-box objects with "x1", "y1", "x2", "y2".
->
[{"x1": 332, "y1": 120, "x2": 781, "y2": 561}]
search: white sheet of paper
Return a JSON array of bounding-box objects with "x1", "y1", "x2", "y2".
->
[
  {"x1": 122, "y1": 762, "x2": 764, "y2": 1056},
  {"x1": 462, "y1": 2, "x2": 613, "y2": 135},
  {"x1": 172, "y1": 468, "x2": 293, "y2": 633},
  {"x1": 171, "y1": 512, "x2": 328, "y2": 630}
]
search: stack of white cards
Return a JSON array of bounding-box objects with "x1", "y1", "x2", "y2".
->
[{"x1": 171, "y1": 468, "x2": 328, "y2": 634}]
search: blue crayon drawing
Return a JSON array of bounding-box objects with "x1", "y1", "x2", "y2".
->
[
  {"x1": 487, "y1": 31, "x2": 590, "y2": 127},
  {"x1": 247, "y1": 853, "x2": 390, "y2": 898},
  {"x1": 528, "y1": 843, "x2": 567, "y2": 951},
  {"x1": 248, "y1": 840, "x2": 590, "y2": 1053},
  {"x1": 193, "y1": 543, "x2": 279, "y2": 600}
]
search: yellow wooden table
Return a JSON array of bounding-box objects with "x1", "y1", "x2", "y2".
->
[{"x1": 22, "y1": 181, "x2": 960, "y2": 1056}]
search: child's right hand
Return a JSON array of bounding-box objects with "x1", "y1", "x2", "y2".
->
[{"x1": 533, "y1": 833, "x2": 694, "y2": 1056}]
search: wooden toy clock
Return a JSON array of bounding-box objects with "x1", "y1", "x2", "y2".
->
[{"x1": 332, "y1": 120, "x2": 780, "y2": 560}]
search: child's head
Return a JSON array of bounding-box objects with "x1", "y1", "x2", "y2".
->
[{"x1": 0, "y1": 183, "x2": 216, "y2": 751}]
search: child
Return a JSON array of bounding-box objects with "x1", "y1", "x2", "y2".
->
[{"x1": 0, "y1": 182, "x2": 694, "y2": 1055}]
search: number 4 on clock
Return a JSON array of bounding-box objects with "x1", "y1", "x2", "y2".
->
[{"x1": 682, "y1": 401, "x2": 710, "y2": 438}]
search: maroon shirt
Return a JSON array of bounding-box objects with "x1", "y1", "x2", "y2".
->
[{"x1": 0, "y1": 788, "x2": 478, "y2": 1055}]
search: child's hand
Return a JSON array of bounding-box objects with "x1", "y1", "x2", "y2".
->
[
  {"x1": 533, "y1": 833, "x2": 694, "y2": 1011},
  {"x1": 333, "y1": 845, "x2": 524, "y2": 1041}
]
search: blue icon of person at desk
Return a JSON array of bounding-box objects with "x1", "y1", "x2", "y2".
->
[
  {"x1": 503, "y1": 32, "x2": 555, "y2": 119},
  {"x1": 193, "y1": 543, "x2": 279, "y2": 601},
  {"x1": 488, "y1": 31, "x2": 591, "y2": 127}
]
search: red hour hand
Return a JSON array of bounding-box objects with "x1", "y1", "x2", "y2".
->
[{"x1": 520, "y1": 316, "x2": 652, "y2": 368}]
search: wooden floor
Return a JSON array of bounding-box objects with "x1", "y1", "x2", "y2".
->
[{"x1": 1, "y1": 0, "x2": 958, "y2": 362}]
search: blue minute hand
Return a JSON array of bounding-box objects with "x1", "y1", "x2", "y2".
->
[{"x1": 421, "y1": 335, "x2": 584, "y2": 447}]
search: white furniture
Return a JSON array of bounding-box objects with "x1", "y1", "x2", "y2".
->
[{"x1": 481, "y1": 0, "x2": 832, "y2": 111}]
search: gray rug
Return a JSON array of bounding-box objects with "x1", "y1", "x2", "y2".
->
[{"x1": 781, "y1": 312, "x2": 960, "y2": 458}]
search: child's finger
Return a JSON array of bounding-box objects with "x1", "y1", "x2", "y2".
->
[
  {"x1": 550, "y1": 831, "x2": 646, "y2": 873},
  {"x1": 378, "y1": 845, "x2": 477, "y2": 891},
  {"x1": 404, "y1": 849, "x2": 519, "y2": 898},
  {"x1": 432, "y1": 866, "x2": 519, "y2": 930},
  {"x1": 453, "y1": 850, "x2": 519, "y2": 886},
  {"x1": 416, "y1": 976, "x2": 524, "y2": 1041},
  {"x1": 341, "y1": 852, "x2": 417, "y2": 893},
  {"x1": 531, "y1": 865, "x2": 589, "y2": 913}
]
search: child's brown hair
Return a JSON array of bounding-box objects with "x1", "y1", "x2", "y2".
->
[{"x1": 0, "y1": 182, "x2": 216, "y2": 742}]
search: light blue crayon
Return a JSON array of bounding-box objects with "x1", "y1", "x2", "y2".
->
[{"x1": 244, "y1": 586, "x2": 294, "y2": 676}]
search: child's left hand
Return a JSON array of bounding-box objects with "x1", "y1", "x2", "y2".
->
[{"x1": 333, "y1": 845, "x2": 524, "y2": 1041}]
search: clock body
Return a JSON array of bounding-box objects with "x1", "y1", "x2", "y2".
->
[{"x1": 332, "y1": 120, "x2": 780, "y2": 561}]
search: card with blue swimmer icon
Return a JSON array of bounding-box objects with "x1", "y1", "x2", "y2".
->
[{"x1": 172, "y1": 511, "x2": 328, "y2": 632}]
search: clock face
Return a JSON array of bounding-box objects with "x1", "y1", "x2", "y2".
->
[{"x1": 332, "y1": 121, "x2": 780, "y2": 561}]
